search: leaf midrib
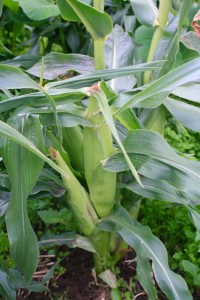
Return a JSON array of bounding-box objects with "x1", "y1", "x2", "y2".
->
[{"x1": 108, "y1": 215, "x2": 180, "y2": 299}]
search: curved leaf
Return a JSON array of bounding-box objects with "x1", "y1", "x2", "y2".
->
[
  {"x1": 181, "y1": 32, "x2": 200, "y2": 53},
  {"x1": 0, "y1": 65, "x2": 40, "y2": 90},
  {"x1": 113, "y1": 57, "x2": 200, "y2": 110},
  {"x1": 129, "y1": 0, "x2": 158, "y2": 27},
  {"x1": 56, "y1": 0, "x2": 80, "y2": 22},
  {"x1": 45, "y1": 61, "x2": 162, "y2": 89},
  {"x1": 27, "y1": 53, "x2": 94, "y2": 80},
  {"x1": 104, "y1": 24, "x2": 135, "y2": 92},
  {"x1": 0, "y1": 268, "x2": 16, "y2": 300},
  {"x1": 124, "y1": 177, "x2": 199, "y2": 207},
  {"x1": 99, "y1": 205, "x2": 192, "y2": 300},
  {"x1": 172, "y1": 83, "x2": 200, "y2": 103},
  {"x1": 164, "y1": 97, "x2": 200, "y2": 131},
  {"x1": 103, "y1": 130, "x2": 200, "y2": 200},
  {"x1": 57, "y1": 0, "x2": 112, "y2": 41},
  {"x1": 136, "y1": 255, "x2": 157, "y2": 300},
  {"x1": 0, "y1": 121, "x2": 69, "y2": 189},
  {"x1": 39, "y1": 233, "x2": 96, "y2": 252},
  {"x1": 2, "y1": 116, "x2": 44, "y2": 282},
  {"x1": 0, "y1": 54, "x2": 40, "y2": 69},
  {"x1": 93, "y1": 87, "x2": 142, "y2": 186},
  {"x1": 19, "y1": 0, "x2": 60, "y2": 20},
  {"x1": 0, "y1": 89, "x2": 86, "y2": 113}
]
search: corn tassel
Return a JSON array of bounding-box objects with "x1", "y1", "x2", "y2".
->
[
  {"x1": 50, "y1": 148, "x2": 98, "y2": 236},
  {"x1": 84, "y1": 95, "x2": 116, "y2": 218}
]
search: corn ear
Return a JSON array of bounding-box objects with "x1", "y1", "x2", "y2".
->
[
  {"x1": 84, "y1": 96, "x2": 116, "y2": 218},
  {"x1": 50, "y1": 148, "x2": 98, "y2": 236},
  {"x1": 62, "y1": 126, "x2": 84, "y2": 172}
]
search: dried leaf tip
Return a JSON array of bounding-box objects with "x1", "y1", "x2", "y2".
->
[
  {"x1": 192, "y1": 10, "x2": 200, "y2": 38},
  {"x1": 87, "y1": 82, "x2": 101, "y2": 96},
  {"x1": 49, "y1": 147, "x2": 58, "y2": 160}
]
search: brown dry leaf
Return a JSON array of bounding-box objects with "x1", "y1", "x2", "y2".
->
[{"x1": 192, "y1": 10, "x2": 200, "y2": 38}]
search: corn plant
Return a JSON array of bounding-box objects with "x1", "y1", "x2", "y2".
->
[{"x1": 0, "y1": 0, "x2": 200, "y2": 299}]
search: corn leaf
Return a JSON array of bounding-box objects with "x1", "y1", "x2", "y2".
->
[
  {"x1": 172, "y1": 83, "x2": 200, "y2": 103},
  {"x1": 113, "y1": 57, "x2": 200, "y2": 110},
  {"x1": 93, "y1": 88, "x2": 142, "y2": 186},
  {"x1": 136, "y1": 255, "x2": 157, "y2": 300},
  {"x1": 99, "y1": 205, "x2": 192, "y2": 300},
  {"x1": 129, "y1": 0, "x2": 158, "y2": 27},
  {"x1": 57, "y1": 0, "x2": 112, "y2": 41},
  {"x1": 0, "y1": 120, "x2": 69, "y2": 180},
  {"x1": 46, "y1": 61, "x2": 162, "y2": 89},
  {"x1": 39, "y1": 233, "x2": 96, "y2": 252},
  {"x1": 104, "y1": 24, "x2": 135, "y2": 92},
  {"x1": 0, "y1": 54, "x2": 40, "y2": 69},
  {"x1": 27, "y1": 53, "x2": 94, "y2": 80},
  {"x1": 19, "y1": 0, "x2": 60, "y2": 20},
  {"x1": 0, "y1": 89, "x2": 86, "y2": 113},
  {"x1": 103, "y1": 129, "x2": 200, "y2": 201},
  {"x1": 181, "y1": 32, "x2": 200, "y2": 53},
  {"x1": 56, "y1": 0, "x2": 80, "y2": 22},
  {"x1": 0, "y1": 268, "x2": 16, "y2": 300},
  {"x1": 0, "y1": 65, "x2": 40, "y2": 90},
  {"x1": 154, "y1": 0, "x2": 193, "y2": 79},
  {"x1": 1, "y1": 116, "x2": 44, "y2": 283},
  {"x1": 124, "y1": 177, "x2": 199, "y2": 207},
  {"x1": 123, "y1": 177, "x2": 200, "y2": 230},
  {"x1": 164, "y1": 97, "x2": 200, "y2": 132}
]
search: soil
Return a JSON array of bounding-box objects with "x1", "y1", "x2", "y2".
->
[
  {"x1": 16, "y1": 248, "x2": 200, "y2": 300},
  {"x1": 17, "y1": 248, "x2": 150, "y2": 300}
]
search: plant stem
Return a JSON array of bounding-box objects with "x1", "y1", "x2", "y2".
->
[
  {"x1": 93, "y1": 0, "x2": 105, "y2": 70},
  {"x1": 143, "y1": 0, "x2": 171, "y2": 84},
  {"x1": 143, "y1": 1, "x2": 171, "y2": 136},
  {"x1": 94, "y1": 39, "x2": 106, "y2": 70},
  {"x1": 93, "y1": 0, "x2": 104, "y2": 12}
]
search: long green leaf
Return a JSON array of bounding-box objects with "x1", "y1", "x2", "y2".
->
[
  {"x1": 129, "y1": 0, "x2": 158, "y2": 27},
  {"x1": 154, "y1": 0, "x2": 193, "y2": 79},
  {"x1": 0, "y1": 54, "x2": 40, "y2": 69},
  {"x1": 164, "y1": 97, "x2": 200, "y2": 132},
  {"x1": 113, "y1": 58, "x2": 200, "y2": 110},
  {"x1": 0, "y1": 120, "x2": 69, "y2": 180},
  {"x1": 136, "y1": 255, "x2": 157, "y2": 300},
  {"x1": 172, "y1": 83, "x2": 200, "y2": 103},
  {"x1": 0, "y1": 89, "x2": 86, "y2": 113},
  {"x1": 57, "y1": 0, "x2": 80, "y2": 22},
  {"x1": 39, "y1": 233, "x2": 96, "y2": 252},
  {"x1": 0, "y1": 65, "x2": 40, "y2": 90},
  {"x1": 93, "y1": 87, "x2": 142, "y2": 186},
  {"x1": 0, "y1": 269, "x2": 16, "y2": 300},
  {"x1": 181, "y1": 32, "x2": 200, "y2": 53},
  {"x1": 103, "y1": 130, "x2": 200, "y2": 200},
  {"x1": 104, "y1": 24, "x2": 135, "y2": 92},
  {"x1": 2, "y1": 116, "x2": 44, "y2": 283},
  {"x1": 99, "y1": 205, "x2": 192, "y2": 300},
  {"x1": 19, "y1": 0, "x2": 59, "y2": 20},
  {"x1": 57, "y1": 0, "x2": 112, "y2": 41},
  {"x1": 27, "y1": 53, "x2": 94, "y2": 80},
  {"x1": 124, "y1": 177, "x2": 199, "y2": 207},
  {"x1": 45, "y1": 61, "x2": 162, "y2": 89},
  {"x1": 178, "y1": 0, "x2": 193, "y2": 34}
]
